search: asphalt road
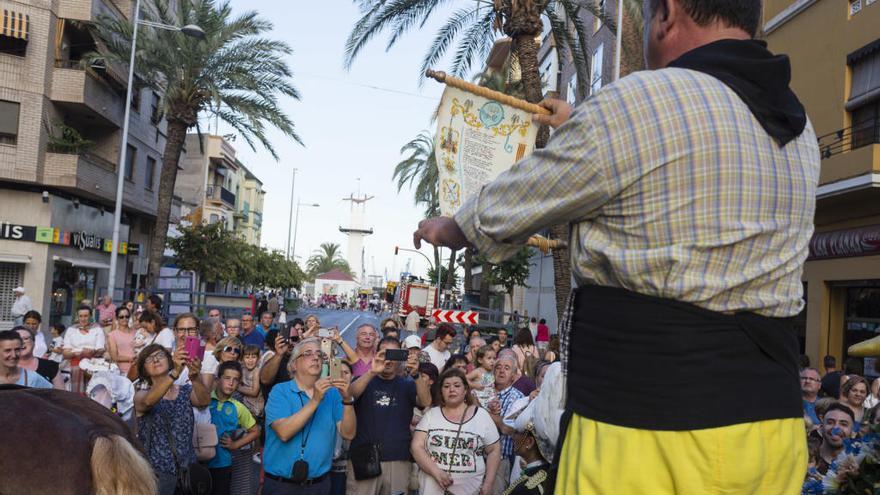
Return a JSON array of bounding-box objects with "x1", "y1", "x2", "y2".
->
[{"x1": 289, "y1": 307, "x2": 384, "y2": 348}]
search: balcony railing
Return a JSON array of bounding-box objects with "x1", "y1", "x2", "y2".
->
[
  {"x1": 206, "y1": 185, "x2": 236, "y2": 208},
  {"x1": 817, "y1": 120, "x2": 880, "y2": 159},
  {"x1": 46, "y1": 144, "x2": 117, "y2": 172}
]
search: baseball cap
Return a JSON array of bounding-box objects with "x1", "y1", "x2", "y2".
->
[
  {"x1": 403, "y1": 335, "x2": 422, "y2": 349},
  {"x1": 13, "y1": 287, "x2": 25, "y2": 294}
]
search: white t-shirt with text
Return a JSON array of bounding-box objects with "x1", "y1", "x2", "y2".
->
[{"x1": 423, "y1": 344, "x2": 450, "y2": 371}]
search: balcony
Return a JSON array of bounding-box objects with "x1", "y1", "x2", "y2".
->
[
  {"x1": 49, "y1": 65, "x2": 125, "y2": 127},
  {"x1": 817, "y1": 121, "x2": 880, "y2": 186},
  {"x1": 44, "y1": 149, "x2": 118, "y2": 199},
  {"x1": 206, "y1": 185, "x2": 236, "y2": 208},
  {"x1": 56, "y1": 0, "x2": 133, "y2": 22}
]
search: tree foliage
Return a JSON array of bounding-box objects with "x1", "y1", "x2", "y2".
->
[
  {"x1": 168, "y1": 222, "x2": 303, "y2": 290},
  {"x1": 482, "y1": 247, "x2": 532, "y2": 304},
  {"x1": 427, "y1": 264, "x2": 460, "y2": 291},
  {"x1": 307, "y1": 243, "x2": 354, "y2": 279},
  {"x1": 86, "y1": 0, "x2": 302, "y2": 287}
]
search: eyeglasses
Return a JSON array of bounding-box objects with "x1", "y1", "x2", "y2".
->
[
  {"x1": 222, "y1": 346, "x2": 242, "y2": 355},
  {"x1": 175, "y1": 327, "x2": 198, "y2": 333},
  {"x1": 144, "y1": 353, "x2": 166, "y2": 364},
  {"x1": 226, "y1": 325, "x2": 241, "y2": 330},
  {"x1": 800, "y1": 377, "x2": 820, "y2": 383},
  {"x1": 296, "y1": 350, "x2": 325, "y2": 360},
  {"x1": 118, "y1": 314, "x2": 130, "y2": 319}
]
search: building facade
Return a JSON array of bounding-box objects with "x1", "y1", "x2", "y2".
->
[
  {"x1": 175, "y1": 133, "x2": 265, "y2": 245},
  {"x1": 764, "y1": 0, "x2": 880, "y2": 374},
  {"x1": 0, "y1": 0, "x2": 168, "y2": 328}
]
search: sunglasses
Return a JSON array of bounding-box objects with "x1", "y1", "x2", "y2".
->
[
  {"x1": 118, "y1": 314, "x2": 130, "y2": 319},
  {"x1": 222, "y1": 346, "x2": 242, "y2": 355}
]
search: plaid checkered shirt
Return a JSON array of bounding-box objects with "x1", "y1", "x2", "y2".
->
[
  {"x1": 498, "y1": 385, "x2": 525, "y2": 460},
  {"x1": 453, "y1": 68, "x2": 821, "y2": 375}
]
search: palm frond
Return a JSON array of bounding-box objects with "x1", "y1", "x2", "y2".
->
[
  {"x1": 448, "y1": 6, "x2": 497, "y2": 78},
  {"x1": 418, "y1": 6, "x2": 481, "y2": 79}
]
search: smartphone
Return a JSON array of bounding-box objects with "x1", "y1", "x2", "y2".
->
[
  {"x1": 287, "y1": 325, "x2": 300, "y2": 342},
  {"x1": 384, "y1": 348, "x2": 409, "y2": 361},
  {"x1": 184, "y1": 336, "x2": 204, "y2": 361},
  {"x1": 329, "y1": 357, "x2": 341, "y2": 380},
  {"x1": 318, "y1": 328, "x2": 331, "y2": 338}
]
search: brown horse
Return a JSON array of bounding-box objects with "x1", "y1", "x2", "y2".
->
[{"x1": 0, "y1": 385, "x2": 156, "y2": 495}]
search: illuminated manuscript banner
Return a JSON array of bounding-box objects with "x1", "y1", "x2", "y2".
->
[{"x1": 434, "y1": 86, "x2": 538, "y2": 217}]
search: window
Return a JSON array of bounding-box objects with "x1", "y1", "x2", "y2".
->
[
  {"x1": 130, "y1": 86, "x2": 141, "y2": 112},
  {"x1": 567, "y1": 74, "x2": 578, "y2": 106},
  {"x1": 0, "y1": 10, "x2": 29, "y2": 56},
  {"x1": 594, "y1": 0, "x2": 606, "y2": 33},
  {"x1": 847, "y1": 41, "x2": 880, "y2": 148},
  {"x1": 150, "y1": 92, "x2": 161, "y2": 124},
  {"x1": 591, "y1": 44, "x2": 605, "y2": 95},
  {"x1": 145, "y1": 156, "x2": 156, "y2": 190},
  {"x1": 124, "y1": 145, "x2": 136, "y2": 181},
  {"x1": 0, "y1": 262, "x2": 23, "y2": 322},
  {"x1": 209, "y1": 214, "x2": 219, "y2": 224},
  {"x1": 0, "y1": 100, "x2": 19, "y2": 145}
]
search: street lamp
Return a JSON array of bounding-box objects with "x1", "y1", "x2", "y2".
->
[
  {"x1": 106, "y1": 0, "x2": 205, "y2": 300},
  {"x1": 291, "y1": 199, "x2": 320, "y2": 261}
]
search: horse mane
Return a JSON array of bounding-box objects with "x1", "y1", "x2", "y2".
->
[{"x1": 92, "y1": 435, "x2": 156, "y2": 495}]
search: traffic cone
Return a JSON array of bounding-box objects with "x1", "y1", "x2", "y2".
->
[{"x1": 848, "y1": 335, "x2": 880, "y2": 357}]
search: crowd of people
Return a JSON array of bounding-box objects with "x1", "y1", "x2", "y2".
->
[
  {"x1": 4, "y1": 290, "x2": 564, "y2": 495},
  {"x1": 801, "y1": 355, "x2": 880, "y2": 492}
]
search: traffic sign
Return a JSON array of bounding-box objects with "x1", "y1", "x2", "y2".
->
[{"x1": 431, "y1": 310, "x2": 479, "y2": 325}]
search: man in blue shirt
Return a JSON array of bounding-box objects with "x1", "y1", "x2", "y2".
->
[
  {"x1": 264, "y1": 338, "x2": 356, "y2": 494},
  {"x1": 346, "y1": 337, "x2": 432, "y2": 495},
  {"x1": 256, "y1": 311, "x2": 278, "y2": 338},
  {"x1": 240, "y1": 313, "x2": 265, "y2": 348},
  {"x1": 801, "y1": 367, "x2": 822, "y2": 426},
  {"x1": 208, "y1": 361, "x2": 260, "y2": 495}
]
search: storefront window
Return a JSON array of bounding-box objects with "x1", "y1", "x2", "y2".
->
[
  {"x1": 845, "y1": 287, "x2": 880, "y2": 378},
  {"x1": 50, "y1": 262, "x2": 97, "y2": 327}
]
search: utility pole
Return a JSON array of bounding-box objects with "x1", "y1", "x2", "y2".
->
[{"x1": 285, "y1": 168, "x2": 298, "y2": 260}]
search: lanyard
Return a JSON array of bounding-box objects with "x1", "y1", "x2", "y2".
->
[{"x1": 296, "y1": 390, "x2": 314, "y2": 459}]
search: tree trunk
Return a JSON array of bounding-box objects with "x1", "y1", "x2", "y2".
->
[
  {"x1": 146, "y1": 119, "x2": 190, "y2": 289},
  {"x1": 433, "y1": 246, "x2": 441, "y2": 286},
  {"x1": 479, "y1": 263, "x2": 490, "y2": 307},
  {"x1": 463, "y1": 248, "x2": 473, "y2": 294},
  {"x1": 513, "y1": 29, "x2": 572, "y2": 324},
  {"x1": 445, "y1": 248, "x2": 456, "y2": 291}
]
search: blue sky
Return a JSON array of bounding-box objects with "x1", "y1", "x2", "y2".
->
[{"x1": 219, "y1": 0, "x2": 474, "y2": 282}]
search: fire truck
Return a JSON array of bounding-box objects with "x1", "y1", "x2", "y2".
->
[{"x1": 393, "y1": 277, "x2": 438, "y2": 321}]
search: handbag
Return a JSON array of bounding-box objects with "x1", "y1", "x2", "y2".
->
[
  {"x1": 349, "y1": 442, "x2": 383, "y2": 480},
  {"x1": 160, "y1": 415, "x2": 212, "y2": 495},
  {"x1": 192, "y1": 421, "x2": 219, "y2": 462}
]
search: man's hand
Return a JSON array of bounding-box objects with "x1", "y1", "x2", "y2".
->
[
  {"x1": 487, "y1": 397, "x2": 502, "y2": 416},
  {"x1": 275, "y1": 334, "x2": 290, "y2": 355},
  {"x1": 331, "y1": 379, "x2": 351, "y2": 401},
  {"x1": 532, "y1": 98, "x2": 573, "y2": 129},
  {"x1": 371, "y1": 350, "x2": 387, "y2": 375},
  {"x1": 405, "y1": 352, "x2": 419, "y2": 376},
  {"x1": 312, "y1": 377, "x2": 333, "y2": 403},
  {"x1": 413, "y1": 217, "x2": 471, "y2": 250}
]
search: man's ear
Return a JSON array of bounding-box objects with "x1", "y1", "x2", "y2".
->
[{"x1": 653, "y1": 0, "x2": 676, "y2": 41}]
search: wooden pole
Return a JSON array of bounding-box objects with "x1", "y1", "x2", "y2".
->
[
  {"x1": 426, "y1": 69, "x2": 566, "y2": 252},
  {"x1": 426, "y1": 69, "x2": 551, "y2": 116}
]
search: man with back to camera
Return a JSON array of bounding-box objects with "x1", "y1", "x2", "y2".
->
[{"x1": 413, "y1": 1, "x2": 819, "y2": 492}]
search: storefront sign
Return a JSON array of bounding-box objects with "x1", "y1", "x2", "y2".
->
[
  {"x1": 809, "y1": 224, "x2": 880, "y2": 260},
  {"x1": 0, "y1": 220, "x2": 139, "y2": 255}
]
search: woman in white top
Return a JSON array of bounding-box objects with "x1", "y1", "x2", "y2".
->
[
  {"x1": 133, "y1": 310, "x2": 175, "y2": 354},
  {"x1": 412, "y1": 368, "x2": 501, "y2": 495},
  {"x1": 62, "y1": 305, "x2": 106, "y2": 393}
]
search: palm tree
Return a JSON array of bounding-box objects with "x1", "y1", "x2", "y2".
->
[
  {"x1": 348, "y1": 0, "x2": 644, "y2": 321},
  {"x1": 87, "y1": 0, "x2": 302, "y2": 287},
  {"x1": 307, "y1": 243, "x2": 354, "y2": 279}
]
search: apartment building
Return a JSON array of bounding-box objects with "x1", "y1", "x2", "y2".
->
[
  {"x1": 176, "y1": 133, "x2": 265, "y2": 246},
  {"x1": 764, "y1": 0, "x2": 880, "y2": 372},
  {"x1": 0, "y1": 0, "x2": 169, "y2": 328}
]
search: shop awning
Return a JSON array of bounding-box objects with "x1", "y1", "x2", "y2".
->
[
  {"x1": 53, "y1": 256, "x2": 110, "y2": 270},
  {"x1": 0, "y1": 253, "x2": 30, "y2": 263},
  {"x1": 2, "y1": 10, "x2": 29, "y2": 41}
]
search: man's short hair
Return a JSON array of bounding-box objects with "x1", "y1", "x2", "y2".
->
[
  {"x1": 496, "y1": 352, "x2": 518, "y2": 371},
  {"x1": 357, "y1": 323, "x2": 377, "y2": 334},
  {"x1": 217, "y1": 360, "x2": 243, "y2": 379},
  {"x1": 148, "y1": 294, "x2": 163, "y2": 311},
  {"x1": 22, "y1": 310, "x2": 41, "y2": 322},
  {"x1": 378, "y1": 336, "x2": 400, "y2": 349},
  {"x1": 825, "y1": 403, "x2": 856, "y2": 424},
  {"x1": 823, "y1": 355, "x2": 836, "y2": 369},
  {"x1": 0, "y1": 329, "x2": 23, "y2": 344},
  {"x1": 261, "y1": 311, "x2": 273, "y2": 319},
  {"x1": 647, "y1": 0, "x2": 762, "y2": 38},
  {"x1": 76, "y1": 304, "x2": 92, "y2": 315},
  {"x1": 800, "y1": 367, "x2": 820, "y2": 377},
  {"x1": 436, "y1": 324, "x2": 456, "y2": 340}
]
